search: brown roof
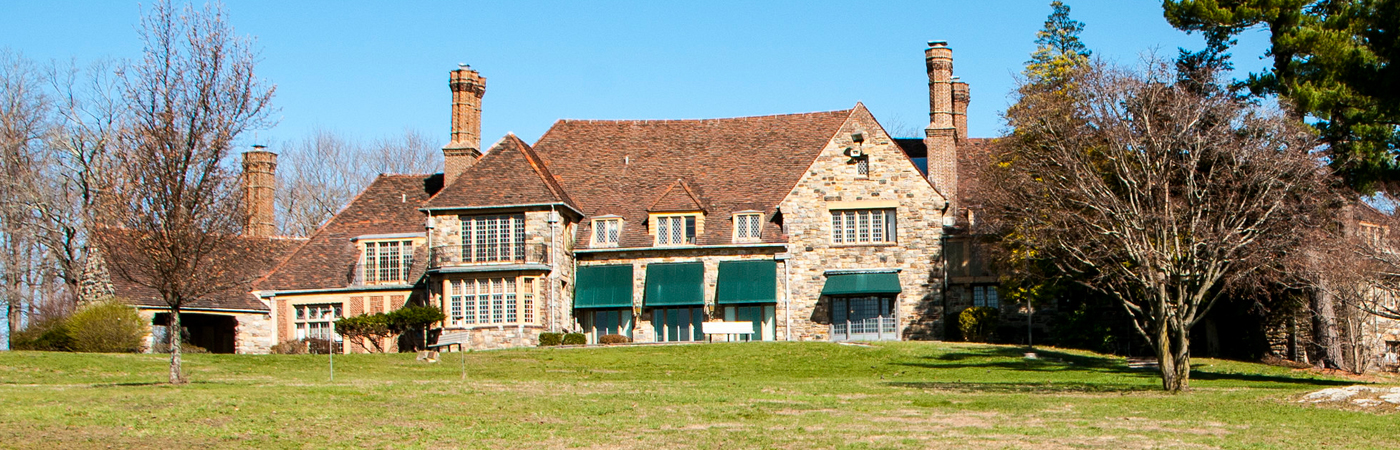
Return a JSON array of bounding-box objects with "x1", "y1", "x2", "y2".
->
[
  {"x1": 109, "y1": 235, "x2": 303, "y2": 311},
  {"x1": 956, "y1": 137, "x2": 997, "y2": 211},
  {"x1": 530, "y1": 108, "x2": 854, "y2": 248},
  {"x1": 256, "y1": 174, "x2": 442, "y2": 292},
  {"x1": 424, "y1": 134, "x2": 577, "y2": 210}
]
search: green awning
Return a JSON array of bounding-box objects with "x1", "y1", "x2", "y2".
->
[
  {"x1": 644, "y1": 262, "x2": 704, "y2": 307},
  {"x1": 574, "y1": 265, "x2": 634, "y2": 309},
  {"x1": 821, "y1": 272, "x2": 902, "y2": 296},
  {"x1": 716, "y1": 260, "x2": 777, "y2": 304}
]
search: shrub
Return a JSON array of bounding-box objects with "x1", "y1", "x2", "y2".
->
[
  {"x1": 598, "y1": 334, "x2": 630, "y2": 345},
  {"x1": 562, "y1": 333, "x2": 587, "y2": 345},
  {"x1": 271, "y1": 339, "x2": 308, "y2": 354},
  {"x1": 66, "y1": 300, "x2": 148, "y2": 353},
  {"x1": 10, "y1": 316, "x2": 73, "y2": 351},
  {"x1": 335, "y1": 313, "x2": 393, "y2": 353},
  {"x1": 958, "y1": 306, "x2": 999, "y2": 343},
  {"x1": 538, "y1": 332, "x2": 563, "y2": 346}
]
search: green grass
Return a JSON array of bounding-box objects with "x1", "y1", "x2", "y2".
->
[{"x1": 0, "y1": 342, "x2": 1392, "y2": 449}]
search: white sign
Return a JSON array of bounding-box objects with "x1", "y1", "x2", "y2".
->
[{"x1": 702, "y1": 321, "x2": 754, "y2": 335}]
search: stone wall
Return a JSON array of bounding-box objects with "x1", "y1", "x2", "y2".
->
[
  {"x1": 235, "y1": 313, "x2": 274, "y2": 354},
  {"x1": 779, "y1": 106, "x2": 948, "y2": 340}
]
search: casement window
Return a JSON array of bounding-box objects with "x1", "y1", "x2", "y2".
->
[
  {"x1": 446, "y1": 276, "x2": 538, "y2": 326},
  {"x1": 295, "y1": 303, "x2": 342, "y2": 341},
  {"x1": 972, "y1": 285, "x2": 999, "y2": 308},
  {"x1": 733, "y1": 212, "x2": 762, "y2": 242},
  {"x1": 655, "y1": 215, "x2": 697, "y2": 246},
  {"x1": 592, "y1": 218, "x2": 622, "y2": 247},
  {"x1": 361, "y1": 240, "x2": 414, "y2": 284},
  {"x1": 459, "y1": 214, "x2": 527, "y2": 263},
  {"x1": 856, "y1": 156, "x2": 870, "y2": 177},
  {"x1": 830, "y1": 209, "x2": 896, "y2": 244}
]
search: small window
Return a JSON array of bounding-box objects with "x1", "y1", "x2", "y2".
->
[
  {"x1": 856, "y1": 156, "x2": 870, "y2": 177},
  {"x1": 592, "y1": 218, "x2": 622, "y2": 247},
  {"x1": 733, "y1": 213, "x2": 762, "y2": 242},
  {"x1": 830, "y1": 209, "x2": 896, "y2": 245},
  {"x1": 655, "y1": 215, "x2": 697, "y2": 246},
  {"x1": 361, "y1": 240, "x2": 414, "y2": 285},
  {"x1": 972, "y1": 285, "x2": 999, "y2": 308}
]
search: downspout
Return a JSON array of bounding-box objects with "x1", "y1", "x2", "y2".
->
[
  {"x1": 549, "y1": 204, "x2": 559, "y2": 333},
  {"x1": 940, "y1": 201, "x2": 951, "y2": 341}
]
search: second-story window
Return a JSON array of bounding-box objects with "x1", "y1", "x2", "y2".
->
[
  {"x1": 655, "y1": 215, "x2": 697, "y2": 246},
  {"x1": 734, "y1": 213, "x2": 762, "y2": 242},
  {"x1": 460, "y1": 214, "x2": 527, "y2": 263},
  {"x1": 831, "y1": 209, "x2": 896, "y2": 245},
  {"x1": 362, "y1": 240, "x2": 414, "y2": 284},
  {"x1": 592, "y1": 218, "x2": 621, "y2": 247}
]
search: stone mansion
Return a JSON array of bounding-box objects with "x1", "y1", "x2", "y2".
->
[{"x1": 91, "y1": 42, "x2": 999, "y2": 353}]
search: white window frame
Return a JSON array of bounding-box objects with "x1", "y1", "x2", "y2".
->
[
  {"x1": 733, "y1": 212, "x2": 763, "y2": 242},
  {"x1": 591, "y1": 217, "x2": 622, "y2": 248},
  {"x1": 459, "y1": 214, "x2": 527, "y2": 263},
  {"x1": 294, "y1": 303, "x2": 342, "y2": 341},
  {"x1": 830, "y1": 209, "x2": 897, "y2": 245},
  {"x1": 361, "y1": 240, "x2": 414, "y2": 285},
  {"x1": 654, "y1": 214, "x2": 697, "y2": 246},
  {"x1": 446, "y1": 276, "x2": 537, "y2": 327}
]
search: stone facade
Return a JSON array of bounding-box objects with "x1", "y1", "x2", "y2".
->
[
  {"x1": 779, "y1": 107, "x2": 948, "y2": 340},
  {"x1": 235, "y1": 312, "x2": 274, "y2": 354}
]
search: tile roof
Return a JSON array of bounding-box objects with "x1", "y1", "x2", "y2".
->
[
  {"x1": 424, "y1": 134, "x2": 577, "y2": 211},
  {"x1": 530, "y1": 108, "x2": 854, "y2": 248},
  {"x1": 957, "y1": 137, "x2": 997, "y2": 210},
  {"x1": 108, "y1": 235, "x2": 304, "y2": 311},
  {"x1": 256, "y1": 174, "x2": 442, "y2": 292}
]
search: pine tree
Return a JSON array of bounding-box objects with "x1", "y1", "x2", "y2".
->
[{"x1": 1024, "y1": 1, "x2": 1093, "y2": 86}]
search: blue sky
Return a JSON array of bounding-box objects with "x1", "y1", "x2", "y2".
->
[{"x1": 1, "y1": 1, "x2": 1272, "y2": 148}]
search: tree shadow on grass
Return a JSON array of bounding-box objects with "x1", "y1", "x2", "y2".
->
[
  {"x1": 89, "y1": 381, "x2": 233, "y2": 388},
  {"x1": 892, "y1": 345, "x2": 1354, "y2": 391}
]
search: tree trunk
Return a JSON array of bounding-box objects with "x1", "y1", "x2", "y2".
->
[
  {"x1": 169, "y1": 306, "x2": 185, "y2": 384},
  {"x1": 1154, "y1": 318, "x2": 1192, "y2": 392},
  {"x1": 1311, "y1": 287, "x2": 1343, "y2": 369}
]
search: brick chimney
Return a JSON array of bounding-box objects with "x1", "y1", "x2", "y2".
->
[
  {"x1": 924, "y1": 41, "x2": 959, "y2": 214},
  {"x1": 952, "y1": 76, "x2": 970, "y2": 143},
  {"x1": 242, "y1": 146, "x2": 277, "y2": 237},
  {"x1": 443, "y1": 64, "x2": 486, "y2": 185}
]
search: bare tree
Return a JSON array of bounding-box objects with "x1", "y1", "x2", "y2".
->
[
  {"x1": 275, "y1": 128, "x2": 441, "y2": 236},
  {"x1": 96, "y1": 1, "x2": 273, "y2": 383},
  {"x1": 985, "y1": 59, "x2": 1331, "y2": 391},
  {"x1": 0, "y1": 49, "x2": 54, "y2": 342}
]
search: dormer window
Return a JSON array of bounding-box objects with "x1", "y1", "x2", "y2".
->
[
  {"x1": 655, "y1": 214, "x2": 697, "y2": 246},
  {"x1": 361, "y1": 240, "x2": 414, "y2": 284},
  {"x1": 733, "y1": 212, "x2": 762, "y2": 242},
  {"x1": 592, "y1": 217, "x2": 622, "y2": 247}
]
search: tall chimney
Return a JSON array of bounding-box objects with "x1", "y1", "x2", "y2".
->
[
  {"x1": 952, "y1": 77, "x2": 970, "y2": 143},
  {"x1": 242, "y1": 147, "x2": 277, "y2": 237},
  {"x1": 443, "y1": 64, "x2": 486, "y2": 185},
  {"x1": 924, "y1": 41, "x2": 959, "y2": 214}
]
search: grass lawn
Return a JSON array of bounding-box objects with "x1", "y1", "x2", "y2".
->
[{"x1": 0, "y1": 341, "x2": 1393, "y2": 449}]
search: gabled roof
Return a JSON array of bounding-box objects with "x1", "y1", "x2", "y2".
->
[
  {"x1": 104, "y1": 234, "x2": 303, "y2": 311},
  {"x1": 532, "y1": 108, "x2": 854, "y2": 248},
  {"x1": 256, "y1": 174, "x2": 442, "y2": 292},
  {"x1": 648, "y1": 178, "x2": 707, "y2": 213},
  {"x1": 424, "y1": 133, "x2": 577, "y2": 211}
]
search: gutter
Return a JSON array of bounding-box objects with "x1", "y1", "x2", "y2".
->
[
  {"x1": 132, "y1": 305, "x2": 269, "y2": 314},
  {"x1": 420, "y1": 202, "x2": 583, "y2": 218},
  {"x1": 576, "y1": 243, "x2": 787, "y2": 254},
  {"x1": 262, "y1": 284, "x2": 416, "y2": 297}
]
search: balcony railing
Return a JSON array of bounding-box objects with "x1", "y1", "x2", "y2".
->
[
  {"x1": 830, "y1": 316, "x2": 899, "y2": 341},
  {"x1": 428, "y1": 243, "x2": 551, "y2": 269}
]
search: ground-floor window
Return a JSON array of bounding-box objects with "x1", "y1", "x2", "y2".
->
[
  {"x1": 830, "y1": 296, "x2": 897, "y2": 340},
  {"x1": 446, "y1": 276, "x2": 540, "y2": 326},
  {"x1": 721, "y1": 305, "x2": 776, "y2": 341},
  {"x1": 972, "y1": 285, "x2": 999, "y2": 308},
  {"x1": 652, "y1": 307, "x2": 705, "y2": 342},
  {"x1": 295, "y1": 303, "x2": 342, "y2": 341},
  {"x1": 580, "y1": 308, "x2": 633, "y2": 343}
]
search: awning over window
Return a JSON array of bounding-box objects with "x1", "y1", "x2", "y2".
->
[
  {"x1": 716, "y1": 260, "x2": 777, "y2": 304},
  {"x1": 821, "y1": 272, "x2": 902, "y2": 296},
  {"x1": 574, "y1": 265, "x2": 634, "y2": 309},
  {"x1": 644, "y1": 262, "x2": 704, "y2": 307}
]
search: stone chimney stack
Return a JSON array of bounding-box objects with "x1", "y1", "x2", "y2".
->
[
  {"x1": 924, "y1": 41, "x2": 959, "y2": 214},
  {"x1": 242, "y1": 146, "x2": 277, "y2": 237},
  {"x1": 443, "y1": 64, "x2": 486, "y2": 185}
]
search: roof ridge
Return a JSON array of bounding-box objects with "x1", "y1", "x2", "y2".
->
[
  {"x1": 508, "y1": 134, "x2": 580, "y2": 209},
  {"x1": 555, "y1": 108, "x2": 854, "y2": 125}
]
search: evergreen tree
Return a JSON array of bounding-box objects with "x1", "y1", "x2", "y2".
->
[{"x1": 1024, "y1": 1, "x2": 1093, "y2": 86}]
